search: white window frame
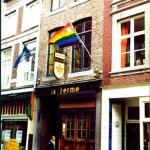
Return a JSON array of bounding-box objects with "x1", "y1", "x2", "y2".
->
[
  {"x1": 16, "y1": 40, "x2": 36, "y2": 87},
  {"x1": 2, "y1": 11, "x2": 17, "y2": 38},
  {"x1": 51, "y1": 0, "x2": 65, "y2": 11},
  {"x1": 1, "y1": 48, "x2": 12, "y2": 89},
  {"x1": 111, "y1": 4, "x2": 150, "y2": 73},
  {"x1": 22, "y1": 0, "x2": 40, "y2": 31}
]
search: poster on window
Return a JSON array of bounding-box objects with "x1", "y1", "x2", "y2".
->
[
  {"x1": 4, "y1": 130, "x2": 11, "y2": 141},
  {"x1": 16, "y1": 130, "x2": 23, "y2": 143}
]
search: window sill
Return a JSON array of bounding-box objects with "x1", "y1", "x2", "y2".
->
[
  {"x1": 49, "y1": 6, "x2": 67, "y2": 16},
  {"x1": 70, "y1": 0, "x2": 90, "y2": 8},
  {"x1": 68, "y1": 69, "x2": 93, "y2": 78},
  {"x1": 110, "y1": 66, "x2": 150, "y2": 77}
]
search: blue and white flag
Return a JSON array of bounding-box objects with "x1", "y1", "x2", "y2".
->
[{"x1": 13, "y1": 45, "x2": 32, "y2": 68}]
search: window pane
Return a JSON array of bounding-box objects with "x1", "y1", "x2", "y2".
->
[
  {"x1": 128, "y1": 107, "x2": 139, "y2": 120},
  {"x1": 84, "y1": 49, "x2": 91, "y2": 68},
  {"x1": 134, "y1": 16, "x2": 145, "y2": 32},
  {"x1": 78, "y1": 130, "x2": 86, "y2": 139},
  {"x1": 66, "y1": 115, "x2": 74, "y2": 139},
  {"x1": 47, "y1": 32, "x2": 59, "y2": 76},
  {"x1": 48, "y1": 65, "x2": 54, "y2": 75},
  {"x1": 85, "y1": 20, "x2": 91, "y2": 31},
  {"x1": 121, "y1": 38, "x2": 130, "y2": 68},
  {"x1": 135, "y1": 50, "x2": 145, "y2": 66},
  {"x1": 76, "y1": 23, "x2": 82, "y2": 33},
  {"x1": 143, "y1": 122, "x2": 150, "y2": 150},
  {"x1": 134, "y1": 35, "x2": 145, "y2": 50},
  {"x1": 121, "y1": 21, "x2": 130, "y2": 35},
  {"x1": 145, "y1": 103, "x2": 150, "y2": 118}
]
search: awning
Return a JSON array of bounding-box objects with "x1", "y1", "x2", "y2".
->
[{"x1": 1, "y1": 92, "x2": 31, "y2": 101}]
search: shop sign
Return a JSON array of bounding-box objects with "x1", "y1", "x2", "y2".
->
[
  {"x1": 54, "y1": 52, "x2": 65, "y2": 79},
  {"x1": 16, "y1": 130, "x2": 23, "y2": 143},
  {"x1": 4, "y1": 130, "x2": 11, "y2": 141},
  {"x1": 50, "y1": 86, "x2": 80, "y2": 95},
  {"x1": 54, "y1": 61, "x2": 65, "y2": 79}
]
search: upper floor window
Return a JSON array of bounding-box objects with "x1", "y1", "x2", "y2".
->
[
  {"x1": 120, "y1": 15, "x2": 145, "y2": 68},
  {"x1": 111, "y1": 3, "x2": 150, "y2": 73},
  {"x1": 22, "y1": 0, "x2": 40, "y2": 30},
  {"x1": 17, "y1": 40, "x2": 36, "y2": 83},
  {"x1": 2, "y1": 11, "x2": 17, "y2": 38},
  {"x1": 72, "y1": 18, "x2": 92, "y2": 72},
  {"x1": 51, "y1": 0, "x2": 64, "y2": 11},
  {"x1": 1, "y1": 48, "x2": 12, "y2": 89},
  {"x1": 47, "y1": 29, "x2": 63, "y2": 76}
]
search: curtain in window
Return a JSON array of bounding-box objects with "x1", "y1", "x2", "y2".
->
[{"x1": 121, "y1": 23, "x2": 129, "y2": 68}]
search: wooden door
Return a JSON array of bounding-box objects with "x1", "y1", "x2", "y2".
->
[{"x1": 58, "y1": 110, "x2": 95, "y2": 150}]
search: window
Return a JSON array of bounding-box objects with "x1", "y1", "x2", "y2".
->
[
  {"x1": 17, "y1": 40, "x2": 36, "y2": 83},
  {"x1": 112, "y1": 4, "x2": 150, "y2": 73},
  {"x1": 51, "y1": 0, "x2": 64, "y2": 11},
  {"x1": 2, "y1": 11, "x2": 17, "y2": 38},
  {"x1": 22, "y1": 0, "x2": 40, "y2": 30},
  {"x1": 1, "y1": 120, "x2": 27, "y2": 150},
  {"x1": 47, "y1": 29, "x2": 62, "y2": 76},
  {"x1": 120, "y1": 15, "x2": 145, "y2": 68},
  {"x1": 1, "y1": 48, "x2": 12, "y2": 89},
  {"x1": 61, "y1": 110, "x2": 95, "y2": 141},
  {"x1": 72, "y1": 18, "x2": 92, "y2": 72}
]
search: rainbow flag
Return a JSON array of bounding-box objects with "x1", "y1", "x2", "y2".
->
[{"x1": 48, "y1": 23, "x2": 80, "y2": 48}]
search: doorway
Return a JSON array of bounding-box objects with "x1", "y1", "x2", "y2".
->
[{"x1": 126, "y1": 123, "x2": 140, "y2": 150}]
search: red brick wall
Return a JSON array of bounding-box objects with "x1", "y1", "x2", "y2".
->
[
  {"x1": 103, "y1": 0, "x2": 150, "y2": 86},
  {"x1": 103, "y1": 0, "x2": 112, "y2": 86}
]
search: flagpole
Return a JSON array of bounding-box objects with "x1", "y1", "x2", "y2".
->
[{"x1": 69, "y1": 22, "x2": 93, "y2": 61}]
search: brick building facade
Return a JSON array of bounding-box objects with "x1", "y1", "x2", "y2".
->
[
  {"x1": 33, "y1": 0, "x2": 104, "y2": 150},
  {"x1": 102, "y1": 0, "x2": 150, "y2": 150}
]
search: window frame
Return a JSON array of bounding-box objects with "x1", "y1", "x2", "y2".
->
[
  {"x1": 111, "y1": 5, "x2": 150, "y2": 74},
  {"x1": 47, "y1": 28, "x2": 62, "y2": 77},
  {"x1": 72, "y1": 18, "x2": 92, "y2": 73},
  {"x1": 22, "y1": 0, "x2": 40, "y2": 31},
  {"x1": 50, "y1": 0, "x2": 64, "y2": 12},
  {"x1": 16, "y1": 39, "x2": 36, "y2": 86},
  {"x1": 1, "y1": 47, "x2": 12, "y2": 89},
  {"x1": 2, "y1": 10, "x2": 17, "y2": 38},
  {"x1": 119, "y1": 14, "x2": 145, "y2": 68}
]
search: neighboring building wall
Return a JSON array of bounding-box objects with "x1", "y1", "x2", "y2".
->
[
  {"x1": 38, "y1": 0, "x2": 104, "y2": 82},
  {"x1": 103, "y1": 0, "x2": 150, "y2": 87},
  {"x1": 1, "y1": 1, "x2": 42, "y2": 150},
  {"x1": 102, "y1": 0, "x2": 150, "y2": 150}
]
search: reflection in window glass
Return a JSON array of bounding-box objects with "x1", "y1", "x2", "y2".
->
[
  {"x1": 134, "y1": 16, "x2": 145, "y2": 32},
  {"x1": 72, "y1": 18, "x2": 92, "y2": 72},
  {"x1": 143, "y1": 123, "x2": 150, "y2": 150},
  {"x1": 145, "y1": 103, "x2": 150, "y2": 118}
]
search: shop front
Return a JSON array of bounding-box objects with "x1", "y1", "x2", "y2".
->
[
  {"x1": 101, "y1": 85, "x2": 150, "y2": 150},
  {"x1": 1, "y1": 92, "x2": 35, "y2": 150},
  {"x1": 34, "y1": 79, "x2": 101, "y2": 150}
]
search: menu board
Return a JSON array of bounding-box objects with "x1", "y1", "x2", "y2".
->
[
  {"x1": 5, "y1": 139, "x2": 19, "y2": 150},
  {"x1": 16, "y1": 130, "x2": 23, "y2": 143},
  {"x1": 4, "y1": 130, "x2": 11, "y2": 141}
]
